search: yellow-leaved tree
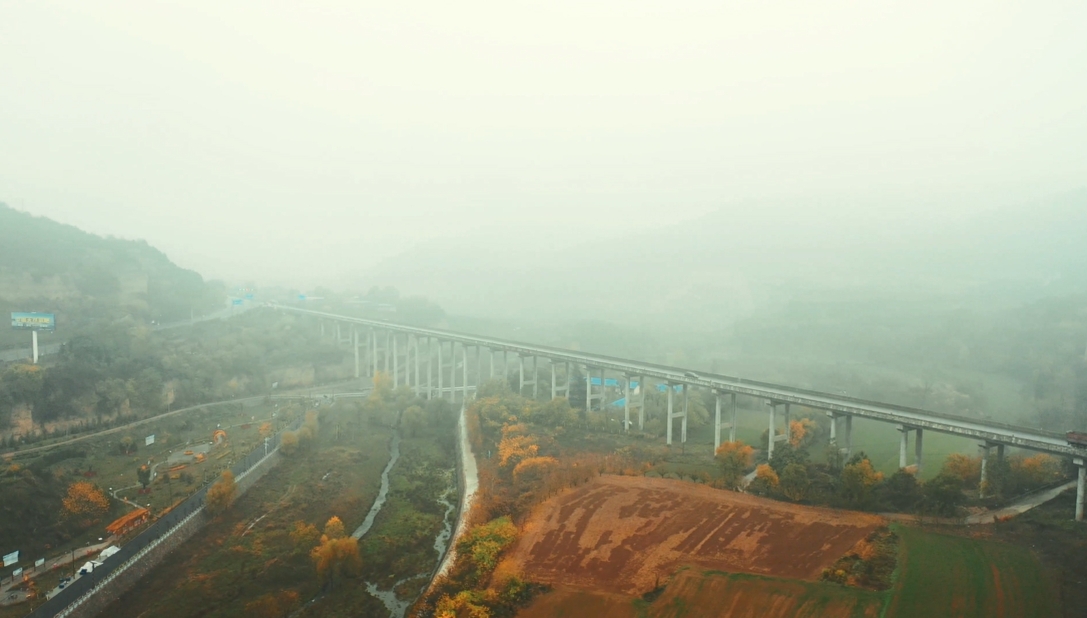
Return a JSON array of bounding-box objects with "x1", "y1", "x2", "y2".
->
[
  {"x1": 62, "y1": 482, "x2": 110, "y2": 519},
  {"x1": 205, "y1": 470, "x2": 237, "y2": 515},
  {"x1": 310, "y1": 516, "x2": 361, "y2": 589},
  {"x1": 715, "y1": 441, "x2": 754, "y2": 490}
]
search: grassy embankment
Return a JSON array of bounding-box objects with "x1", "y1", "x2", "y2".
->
[
  {"x1": 94, "y1": 383, "x2": 456, "y2": 618},
  {"x1": 101, "y1": 401, "x2": 392, "y2": 618}
]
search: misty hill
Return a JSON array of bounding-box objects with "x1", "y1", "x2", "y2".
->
[
  {"x1": 0, "y1": 204, "x2": 224, "y2": 345},
  {"x1": 358, "y1": 190, "x2": 1087, "y2": 327}
]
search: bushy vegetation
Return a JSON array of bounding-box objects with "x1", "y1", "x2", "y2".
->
[
  {"x1": 0, "y1": 311, "x2": 348, "y2": 443},
  {"x1": 0, "y1": 203, "x2": 224, "y2": 347},
  {"x1": 820, "y1": 528, "x2": 898, "y2": 590}
]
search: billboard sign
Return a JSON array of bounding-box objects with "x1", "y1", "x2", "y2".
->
[
  {"x1": 2, "y1": 551, "x2": 18, "y2": 567},
  {"x1": 145, "y1": 435, "x2": 155, "y2": 446},
  {"x1": 11, "y1": 313, "x2": 55, "y2": 331},
  {"x1": 232, "y1": 299, "x2": 243, "y2": 306},
  {"x1": 12, "y1": 568, "x2": 22, "y2": 577},
  {"x1": 34, "y1": 558, "x2": 44, "y2": 568}
]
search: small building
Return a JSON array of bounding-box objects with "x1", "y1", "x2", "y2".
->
[{"x1": 105, "y1": 508, "x2": 150, "y2": 537}]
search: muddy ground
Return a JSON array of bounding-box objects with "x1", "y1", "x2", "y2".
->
[{"x1": 507, "y1": 475, "x2": 884, "y2": 595}]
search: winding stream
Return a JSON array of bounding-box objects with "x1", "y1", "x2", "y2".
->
[
  {"x1": 359, "y1": 408, "x2": 471, "y2": 618},
  {"x1": 352, "y1": 431, "x2": 401, "y2": 539}
]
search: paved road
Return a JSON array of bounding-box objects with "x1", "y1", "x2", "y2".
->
[
  {"x1": 0, "y1": 537, "x2": 117, "y2": 605},
  {"x1": 1, "y1": 376, "x2": 371, "y2": 460}
]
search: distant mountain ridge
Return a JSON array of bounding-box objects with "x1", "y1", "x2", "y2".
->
[
  {"x1": 358, "y1": 190, "x2": 1087, "y2": 326},
  {"x1": 0, "y1": 204, "x2": 224, "y2": 345}
]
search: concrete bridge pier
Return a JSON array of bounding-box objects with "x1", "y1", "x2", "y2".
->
[
  {"x1": 979, "y1": 443, "x2": 992, "y2": 497},
  {"x1": 393, "y1": 334, "x2": 400, "y2": 388},
  {"x1": 713, "y1": 391, "x2": 737, "y2": 451},
  {"x1": 832, "y1": 414, "x2": 853, "y2": 460},
  {"x1": 898, "y1": 425, "x2": 910, "y2": 469},
  {"x1": 532, "y1": 357, "x2": 539, "y2": 398},
  {"x1": 767, "y1": 401, "x2": 788, "y2": 459},
  {"x1": 353, "y1": 327, "x2": 360, "y2": 379},
  {"x1": 623, "y1": 375, "x2": 631, "y2": 431},
  {"x1": 666, "y1": 383, "x2": 674, "y2": 445},
  {"x1": 783, "y1": 403, "x2": 791, "y2": 443},
  {"x1": 1075, "y1": 458, "x2": 1084, "y2": 521},
  {"x1": 638, "y1": 375, "x2": 646, "y2": 430},
  {"x1": 414, "y1": 336, "x2": 421, "y2": 396},
  {"x1": 681, "y1": 384, "x2": 689, "y2": 444},
  {"x1": 462, "y1": 344, "x2": 469, "y2": 402},
  {"x1": 490, "y1": 349, "x2": 496, "y2": 379},
  {"x1": 450, "y1": 342, "x2": 458, "y2": 401},
  {"x1": 551, "y1": 361, "x2": 557, "y2": 400},
  {"x1": 476, "y1": 347, "x2": 484, "y2": 392},
  {"x1": 914, "y1": 428, "x2": 924, "y2": 476},
  {"x1": 437, "y1": 340, "x2": 444, "y2": 399},
  {"x1": 384, "y1": 331, "x2": 391, "y2": 375}
]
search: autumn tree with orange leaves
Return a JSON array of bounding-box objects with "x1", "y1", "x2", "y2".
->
[
  {"x1": 715, "y1": 441, "x2": 754, "y2": 490},
  {"x1": 310, "y1": 516, "x2": 361, "y2": 589},
  {"x1": 62, "y1": 482, "x2": 109, "y2": 519},
  {"x1": 205, "y1": 470, "x2": 237, "y2": 515}
]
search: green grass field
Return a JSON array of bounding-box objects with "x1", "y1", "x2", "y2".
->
[{"x1": 886, "y1": 525, "x2": 1059, "y2": 618}]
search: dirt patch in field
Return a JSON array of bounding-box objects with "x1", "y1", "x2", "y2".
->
[{"x1": 509, "y1": 475, "x2": 884, "y2": 594}]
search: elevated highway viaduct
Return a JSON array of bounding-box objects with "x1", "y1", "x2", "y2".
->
[{"x1": 273, "y1": 304, "x2": 1087, "y2": 521}]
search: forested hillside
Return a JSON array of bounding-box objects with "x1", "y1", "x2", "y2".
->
[{"x1": 0, "y1": 204, "x2": 224, "y2": 347}]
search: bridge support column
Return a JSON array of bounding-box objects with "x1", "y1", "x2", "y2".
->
[
  {"x1": 367, "y1": 330, "x2": 375, "y2": 375},
  {"x1": 1075, "y1": 458, "x2": 1085, "y2": 522},
  {"x1": 414, "y1": 337, "x2": 421, "y2": 396},
  {"x1": 393, "y1": 334, "x2": 400, "y2": 388},
  {"x1": 681, "y1": 384, "x2": 689, "y2": 444},
  {"x1": 730, "y1": 393, "x2": 738, "y2": 442},
  {"x1": 384, "y1": 331, "x2": 391, "y2": 375},
  {"x1": 551, "y1": 361, "x2": 557, "y2": 400},
  {"x1": 640, "y1": 376, "x2": 647, "y2": 431},
  {"x1": 768, "y1": 403, "x2": 776, "y2": 459},
  {"x1": 666, "y1": 383, "x2": 674, "y2": 445},
  {"x1": 450, "y1": 343, "x2": 457, "y2": 401},
  {"x1": 565, "y1": 363, "x2": 572, "y2": 398},
  {"x1": 519, "y1": 355, "x2": 525, "y2": 393},
  {"x1": 898, "y1": 425, "x2": 910, "y2": 469},
  {"x1": 586, "y1": 367, "x2": 592, "y2": 411},
  {"x1": 353, "y1": 327, "x2": 360, "y2": 379},
  {"x1": 714, "y1": 392, "x2": 721, "y2": 449},
  {"x1": 490, "y1": 349, "x2": 495, "y2": 379},
  {"x1": 843, "y1": 415, "x2": 852, "y2": 459},
  {"x1": 979, "y1": 443, "x2": 992, "y2": 498},
  {"x1": 624, "y1": 375, "x2": 631, "y2": 432},
  {"x1": 476, "y1": 347, "x2": 483, "y2": 395},
  {"x1": 914, "y1": 428, "x2": 924, "y2": 476},
  {"x1": 783, "y1": 403, "x2": 791, "y2": 442},
  {"x1": 462, "y1": 344, "x2": 469, "y2": 402},
  {"x1": 438, "y1": 341, "x2": 444, "y2": 399},
  {"x1": 533, "y1": 357, "x2": 539, "y2": 399}
]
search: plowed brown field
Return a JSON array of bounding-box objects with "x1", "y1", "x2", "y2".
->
[{"x1": 509, "y1": 475, "x2": 884, "y2": 594}]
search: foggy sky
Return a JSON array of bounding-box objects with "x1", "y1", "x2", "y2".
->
[{"x1": 2, "y1": 1, "x2": 1085, "y2": 287}]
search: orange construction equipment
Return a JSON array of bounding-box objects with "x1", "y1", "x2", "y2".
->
[{"x1": 212, "y1": 429, "x2": 228, "y2": 445}]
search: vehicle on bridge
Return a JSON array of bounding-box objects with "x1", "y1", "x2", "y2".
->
[{"x1": 1067, "y1": 431, "x2": 1087, "y2": 447}]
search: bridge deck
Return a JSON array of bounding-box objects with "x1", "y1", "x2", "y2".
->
[{"x1": 273, "y1": 305, "x2": 1085, "y2": 458}]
